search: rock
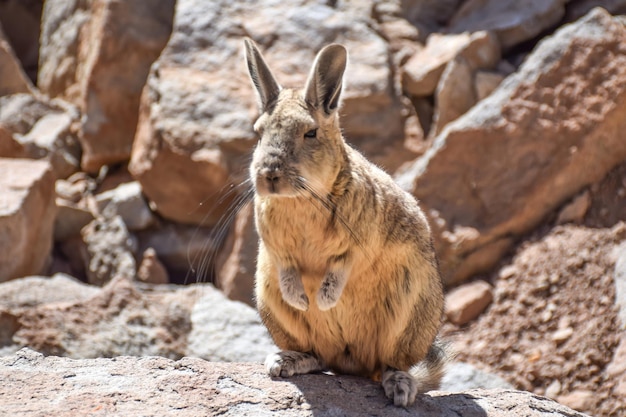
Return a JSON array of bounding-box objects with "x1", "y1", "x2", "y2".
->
[
  {"x1": 12, "y1": 277, "x2": 194, "y2": 358},
  {"x1": 545, "y1": 380, "x2": 562, "y2": 399},
  {"x1": 445, "y1": 224, "x2": 624, "y2": 415},
  {"x1": 448, "y1": 0, "x2": 568, "y2": 50},
  {"x1": 565, "y1": 0, "x2": 626, "y2": 22},
  {"x1": 557, "y1": 389, "x2": 595, "y2": 413},
  {"x1": 0, "y1": 22, "x2": 34, "y2": 96},
  {"x1": 136, "y1": 222, "x2": 218, "y2": 283},
  {"x1": 81, "y1": 215, "x2": 137, "y2": 286},
  {"x1": 445, "y1": 280, "x2": 493, "y2": 325},
  {"x1": 95, "y1": 181, "x2": 155, "y2": 231},
  {"x1": 442, "y1": 362, "x2": 513, "y2": 391},
  {"x1": 0, "y1": 0, "x2": 42, "y2": 82},
  {"x1": 614, "y1": 241, "x2": 626, "y2": 329},
  {"x1": 402, "y1": 31, "x2": 500, "y2": 97},
  {"x1": 607, "y1": 335, "x2": 626, "y2": 399},
  {"x1": 186, "y1": 286, "x2": 275, "y2": 362},
  {"x1": 0, "y1": 158, "x2": 56, "y2": 282},
  {"x1": 0, "y1": 349, "x2": 590, "y2": 416},
  {"x1": 556, "y1": 190, "x2": 591, "y2": 224},
  {"x1": 55, "y1": 173, "x2": 97, "y2": 203},
  {"x1": 38, "y1": 0, "x2": 175, "y2": 173},
  {"x1": 0, "y1": 94, "x2": 81, "y2": 178},
  {"x1": 3, "y1": 274, "x2": 272, "y2": 362},
  {"x1": 398, "y1": 0, "x2": 464, "y2": 31},
  {"x1": 0, "y1": 273, "x2": 99, "y2": 310},
  {"x1": 474, "y1": 70, "x2": 505, "y2": 101},
  {"x1": 431, "y1": 56, "x2": 476, "y2": 138},
  {"x1": 214, "y1": 202, "x2": 257, "y2": 306},
  {"x1": 136, "y1": 247, "x2": 169, "y2": 284},
  {"x1": 397, "y1": 9, "x2": 626, "y2": 284},
  {"x1": 130, "y1": 0, "x2": 407, "y2": 225},
  {"x1": 53, "y1": 199, "x2": 95, "y2": 242},
  {"x1": 551, "y1": 327, "x2": 574, "y2": 344}
]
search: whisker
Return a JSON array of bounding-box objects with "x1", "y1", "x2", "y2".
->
[
  {"x1": 295, "y1": 176, "x2": 371, "y2": 260},
  {"x1": 185, "y1": 179, "x2": 254, "y2": 285}
]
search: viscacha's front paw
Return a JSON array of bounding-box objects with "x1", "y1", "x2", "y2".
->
[
  {"x1": 279, "y1": 268, "x2": 309, "y2": 311},
  {"x1": 316, "y1": 271, "x2": 345, "y2": 311}
]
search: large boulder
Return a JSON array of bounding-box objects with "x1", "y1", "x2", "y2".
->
[
  {"x1": 38, "y1": 0, "x2": 175, "y2": 173},
  {"x1": 0, "y1": 349, "x2": 588, "y2": 417},
  {"x1": 397, "y1": 8, "x2": 626, "y2": 284},
  {"x1": 129, "y1": 0, "x2": 409, "y2": 225},
  {"x1": 0, "y1": 159, "x2": 56, "y2": 282}
]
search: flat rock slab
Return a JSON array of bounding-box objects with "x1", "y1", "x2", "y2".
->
[{"x1": 0, "y1": 348, "x2": 588, "y2": 417}]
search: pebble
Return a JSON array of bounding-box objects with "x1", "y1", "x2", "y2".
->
[
  {"x1": 545, "y1": 380, "x2": 561, "y2": 398},
  {"x1": 557, "y1": 389, "x2": 595, "y2": 412},
  {"x1": 551, "y1": 327, "x2": 574, "y2": 344}
]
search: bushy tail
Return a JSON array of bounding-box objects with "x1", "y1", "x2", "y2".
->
[{"x1": 409, "y1": 338, "x2": 454, "y2": 392}]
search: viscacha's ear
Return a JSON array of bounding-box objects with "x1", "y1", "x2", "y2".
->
[
  {"x1": 304, "y1": 44, "x2": 347, "y2": 115},
  {"x1": 244, "y1": 37, "x2": 281, "y2": 112}
]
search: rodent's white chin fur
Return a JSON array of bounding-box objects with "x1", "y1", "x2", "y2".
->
[{"x1": 253, "y1": 187, "x2": 300, "y2": 199}]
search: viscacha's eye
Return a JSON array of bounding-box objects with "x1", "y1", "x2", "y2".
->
[{"x1": 304, "y1": 128, "x2": 317, "y2": 139}]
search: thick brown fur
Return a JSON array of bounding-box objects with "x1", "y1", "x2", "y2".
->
[{"x1": 244, "y1": 38, "x2": 447, "y2": 407}]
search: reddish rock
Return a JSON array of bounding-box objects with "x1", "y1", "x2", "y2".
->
[
  {"x1": 0, "y1": 22, "x2": 33, "y2": 96},
  {"x1": 38, "y1": 0, "x2": 175, "y2": 173},
  {"x1": 430, "y1": 56, "x2": 476, "y2": 138},
  {"x1": 557, "y1": 390, "x2": 596, "y2": 414},
  {"x1": 556, "y1": 190, "x2": 591, "y2": 225},
  {"x1": 403, "y1": 31, "x2": 501, "y2": 97},
  {"x1": 137, "y1": 247, "x2": 169, "y2": 285},
  {"x1": 130, "y1": 0, "x2": 409, "y2": 225},
  {"x1": 445, "y1": 280, "x2": 493, "y2": 325},
  {"x1": 0, "y1": 0, "x2": 42, "y2": 82},
  {"x1": 397, "y1": 9, "x2": 626, "y2": 284},
  {"x1": 0, "y1": 158, "x2": 56, "y2": 282},
  {"x1": 474, "y1": 71, "x2": 505, "y2": 101}
]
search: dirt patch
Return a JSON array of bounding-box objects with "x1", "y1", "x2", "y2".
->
[{"x1": 442, "y1": 223, "x2": 625, "y2": 416}]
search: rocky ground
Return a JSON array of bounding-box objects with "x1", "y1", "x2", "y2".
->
[{"x1": 1, "y1": 1, "x2": 626, "y2": 416}]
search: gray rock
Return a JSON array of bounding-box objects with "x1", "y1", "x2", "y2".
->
[
  {"x1": 448, "y1": 0, "x2": 568, "y2": 50},
  {"x1": 0, "y1": 94, "x2": 81, "y2": 178},
  {"x1": 0, "y1": 273, "x2": 99, "y2": 310},
  {"x1": 11, "y1": 277, "x2": 196, "y2": 358},
  {"x1": 186, "y1": 286, "x2": 276, "y2": 362},
  {"x1": 442, "y1": 362, "x2": 514, "y2": 392},
  {"x1": 0, "y1": 348, "x2": 589, "y2": 416},
  {"x1": 81, "y1": 215, "x2": 137, "y2": 286},
  {"x1": 95, "y1": 181, "x2": 155, "y2": 231}
]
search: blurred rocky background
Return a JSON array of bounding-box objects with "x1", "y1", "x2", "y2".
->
[{"x1": 0, "y1": 0, "x2": 625, "y2": 416}]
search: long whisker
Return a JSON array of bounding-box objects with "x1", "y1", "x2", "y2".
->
[
  {"x1": 294, "y1": 176, "x2": 371, "y2": 260},
  {"x1": 185, "y1": 180, "x2": 254, "y2": 285}
]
